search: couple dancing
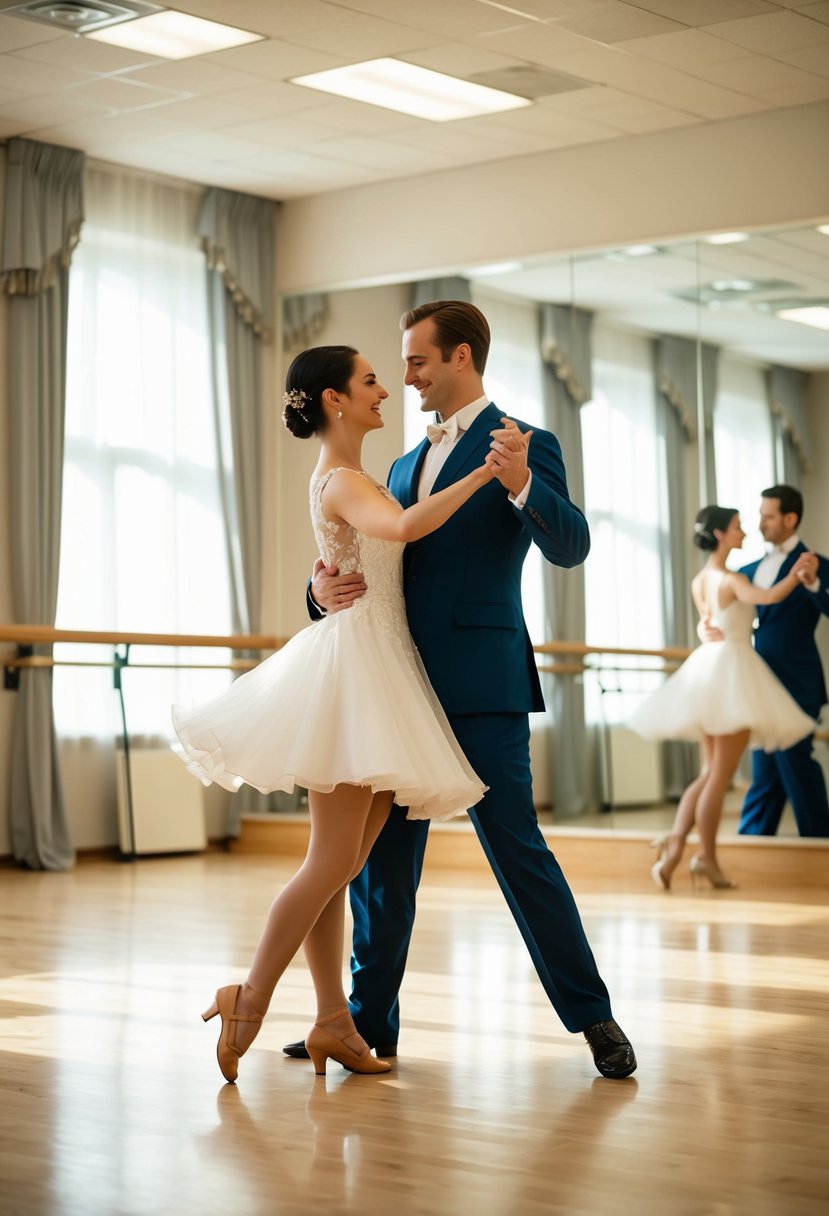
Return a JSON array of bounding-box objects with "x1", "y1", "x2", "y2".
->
[
  {"x1": 631, "y1": 488, "x2": 829, "y2": 890},
  {"x1": 173, "y1": 300, "x2": 636, "y2": 1085}
]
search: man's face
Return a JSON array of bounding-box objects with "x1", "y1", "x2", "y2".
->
[
  {"x1": 758, "y1": 497, "x2": 797, "y2": 545},
  {"x1": 402, "y1": 318, "x2": 459, "y2": 416}
]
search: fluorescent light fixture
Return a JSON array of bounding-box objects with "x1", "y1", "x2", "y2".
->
[
  {"x1": 711, "y1": 279, "x2": 755, "y2": 292},
  {"x1": 466, "y1": 261, "x2": 523, "y2": 276},
  {"x1": 291, "y1": 58, "x2": 532, "y2": 122},
  {"x1": 703, "y1": 232, "x2": 749, "y2": 245},
  {"x1": 87, "y1": 11, "x2": 263, "y2": 58},
  {"x1": 776, "y1": 304, "x2": 829, "y2": 331},
  {"x1": 816, "y1": 224, "x2": 829, "y2": 237}
]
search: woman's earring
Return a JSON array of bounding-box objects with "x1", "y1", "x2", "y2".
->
[{"x1": 337, "y1": 410, "x2": 343, "y2": 419}]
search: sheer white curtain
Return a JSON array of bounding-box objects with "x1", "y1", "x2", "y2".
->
[
  {"x1": 714, "y1": 354, "x2": 775, "y2": 567},
  {"x1": 55, "y1": 165, "x2": 232, "y2": 741},
  {"x1": 581, "y1": 322, "x2": 665, "y2": 723}
]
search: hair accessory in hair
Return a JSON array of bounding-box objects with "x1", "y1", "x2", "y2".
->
[{"x1": 283, "y1": 388, "x2": 309, "y2": 419}]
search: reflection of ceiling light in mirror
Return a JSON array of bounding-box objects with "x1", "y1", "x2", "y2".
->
[
  {"x1": 87, "y1": 11, "x2": 263, "y2": 57},
  {"x1": 703, "y1": 232, "x2": 749, "y2": 245},
  {"x1": 816, "y1": 225, "x2": 829, "y2": 237},
  {"x1": 466, "y1": 261, "x2": 523, "y2": 276},
  {"x1": 712, "y1": 279, "x2": 755, "y2": 292},
  {"x1": 291, "y1": 59, "x2": 532, "y2": 121},
  {"x1": 607, "y1": 244, "x2": 660, "y2": 259},
  {"x1": 775, "y1": 304, "x2": 829, "y2": 331}
]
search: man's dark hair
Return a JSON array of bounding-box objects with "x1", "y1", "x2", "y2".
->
[
  {"x1": 761, "y1": 484, "x2": 803, "y2": 525},
  {"x1": 400, "y1": 300, "x2": 491, "y2": 374}
]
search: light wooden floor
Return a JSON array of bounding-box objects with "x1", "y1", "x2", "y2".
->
[{"x1": 1, "y1": 850, "x2": 827, "y2": 1216}]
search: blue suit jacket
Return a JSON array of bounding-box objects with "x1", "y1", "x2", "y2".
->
[
  {"x1": 386, "y1": 402, "x2": 588, "y2": 716},
  {"x1": 742, "y1": 542, "x2": 829, "y2": 714}
]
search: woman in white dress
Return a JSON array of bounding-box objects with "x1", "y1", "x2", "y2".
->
[
  {"x1": 174, "y1": 345, "x2": 508, "y2": 1081},
  {"x1": 629, "y1": 505, "x2": 815, "y2": 891}
]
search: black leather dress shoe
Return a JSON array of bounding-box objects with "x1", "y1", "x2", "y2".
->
[
  {"x1": 282, "y1": 1039, "x2": 397, "y2": 1059},
  {"x1": 583, "y1": 1020, "x2": 637, "y2": 1079}
]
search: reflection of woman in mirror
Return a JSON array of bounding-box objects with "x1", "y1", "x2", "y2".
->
[{"x1": 629, "y1": 505, "x2": 816, "y2": 890}]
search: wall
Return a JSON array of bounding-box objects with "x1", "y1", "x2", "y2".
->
[
  {"x1": 804, "y1": 372, "x2": 829, "y2": 690},
  {"x1": 277, "y1": 102, "x2": 829, "y2": 295}
]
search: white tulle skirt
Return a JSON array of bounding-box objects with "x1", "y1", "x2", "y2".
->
[
  {"x1": 629, "y1": 640, "x2": 816, "y2": 752},
  {"x1": 172, "y1": 608, "x2": 486, "y2": 821}
]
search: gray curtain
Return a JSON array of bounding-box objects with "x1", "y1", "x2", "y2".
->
[
  {"x1": 700, "y1": 344, "x2": 719, "y2": 505},
  {"x1": 283, "y1": 292, "x2": 328, "y2": 350},
  {"x1": 655, "y1": 336, "x2": 704, "y2": 797},
  {"x1": 199, "y1": 187, "x2": 292, "y2": 829},
  {"x1": 1, "y1": 137, "x2": 84, "y2": 870},
  {"x1": 768, "y1": 366, "x2": 811, "y2": 483},
  {"x1": 411, "y1": 276, "x2": 471, "y2": 307},
  {"x1": 538, "y1": 304, "x2": 592, "y2": 817}
]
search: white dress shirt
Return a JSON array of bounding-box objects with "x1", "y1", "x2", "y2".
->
[
  {"x1": 753, "y1": 534, "x2": 819, "y2": 593},
  {"x1": 418, "y1": 395, "x2": 532, "y2": 507}
]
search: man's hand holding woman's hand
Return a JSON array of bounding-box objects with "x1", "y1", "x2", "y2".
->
[
  {"x1": 488, "y1": 418, "x2": 532, "y2": 495},
  {"x1": 793, "y1": 552, "x2": 818, "y2": 584},
  {"x1": 311, "y1": 557, "x2": 366, "y2": 614}
]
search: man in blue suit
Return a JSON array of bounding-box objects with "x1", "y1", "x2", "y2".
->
[
  {"x1": 286, "y1": 300, "x2": 636, "y2": 1079},
  {"x1": 738, "y1": 485, "x2": 829, "y2": 837}
]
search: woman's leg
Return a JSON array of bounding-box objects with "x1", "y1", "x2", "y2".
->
[
  {"x1": 303, "y1": 791, "x2": 394, "y2": 1015},
  {"x1": 230, "y1": 784, "x2": 378, "y2": 1052},
  {"x1": 694, "y1": 730, "x2": 749, "y2": 869},
  {"x1": 659, "y1": 739, "x2": 713, "y2": 883}
]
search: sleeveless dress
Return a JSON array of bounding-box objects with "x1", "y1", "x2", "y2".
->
[
  {"x1": 172, "y1": 469, "x2": 486, "y2": 820},
  {"x1": 629, "y1": 571, "x2": 815, "y2": 752}
]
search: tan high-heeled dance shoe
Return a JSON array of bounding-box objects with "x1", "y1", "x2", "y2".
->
[
  {"x1": 689, "y1": 856, "x2": 737, "y2": 890},
  {"x1": 305, "y1": 1009, "x2": 392, "y2": 1077},
  {"x1": 650, "y1": 835, "x2": 671, "y2": 892},
  {"x1": 202, "y1": 984, "x2": 264, "y2": 1083}
]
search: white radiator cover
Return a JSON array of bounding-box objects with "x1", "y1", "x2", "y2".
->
[
  {"x1": 599, "y1": 726, "x2": 663, "y2": 807},
  {"x1": 116, "y1": 749, "x2": 207, "y2": 854}
]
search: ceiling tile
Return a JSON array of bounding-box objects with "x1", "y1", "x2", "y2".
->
[
  {"x1": 120, "y1": 60, "x2": 271, "y2": 96},
  {"x1": 773, "y1": 44, "x2": 829, "y2": 77},
  {"x1": 619, "y1": 28, "x2": 755, "y2": 67},
  {"x1": 288, "y1": 97, "x2": 429, "y2": 135},
  {"x1": 168, "y1": 0, "x2": 371, "y2": 40},
  {"x1": 483, "y1": 104, "x2": 625, "y2": 146},
  {"x1": 147, "y1": 95, "x2": 268, "y2": 128},
  {"x1": 622, "y1": 1, "x2": 775, "y2": 21},
  {"x1": 794, "y1": 1, "x2": 829, "y2": 21},
  {"x1": 209, "y1": 80, "x2": 332, "y2": 117},
  {"x1": 12, "y1": 32, "x2": 160, "y2": 73},
  {"x1": 759, "y1": 77, "x2": 829, "y2": 103},
  {"x1": 145, "y1": 129, "x2": 280, "y2": 162},
  {"x1": 304, "y1": 134, "x2": 454, "y2": 173},
  {"x1": 475, "y1": 22, "x2": 614, "y2": 67},
  {"x1": 543, "y1": 84, "x2": 699, "y2": 132},
  {"x1": 334, "y1": 0, "x2": 541, "y2": 36},
  {"x1": 547, "y1": 44, "x2": 773, "y2": 117},
  {"x1": 699, "y1": 11, "x2": 829, "y2": 52},
  {"x1": 399, "y1": 43, "x2": 527, "y2": 77},
  {"x1": 279, "y1": 14, "x2": 440, "y2": 57},
  {"x1": 0, "y1": 13, "x2": 67, "y2": 52},
  {"x1": 61, "y1": 78, "x2": 187, "y2": 112},
  {"x1": 0, "y1": 53, "x2": 92, "y2": 94},
  {"x1": 197, "y1": 39, "x2": 348, "y2": 79},
  {"x1": 551, "y1": 2, "x2": 686, "y2": 42},
  {"x1": 0, "y1": 96, "x2": 113, "y2": 135},
  {"x1": 683, "y1": 52, "x2": 827, "y2": 93}
]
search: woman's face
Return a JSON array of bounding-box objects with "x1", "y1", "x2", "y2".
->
[
  {"x1": 342, "y1": 355, "x2": 389, "y2": 430},
  {"x1": 718, "y1": 514, "x2": 746, "y2": 551}
]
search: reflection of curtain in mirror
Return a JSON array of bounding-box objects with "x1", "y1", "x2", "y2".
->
[
  {"x1": 714, "y1": 356, "x2": 775, "y2": 565},
  {"x1": 655, "y1": 336, "x2": 718, "y2": 797},
  {"x1": 768, "y1": 366, "x2": 811, "y2": 486},
  {"x1": 582, "y1": 324, "x2": 666, "y2": 778},
  {"x1": 538, "y1": 303, "x2": 591, "y2": 817},
  {"x1": 55, "y1": 166, "x2": 233, "y2": 793}
]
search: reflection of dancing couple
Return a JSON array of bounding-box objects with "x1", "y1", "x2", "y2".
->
[{"x1": 631, "y1": 490, "x2": 829, "y2": 889}]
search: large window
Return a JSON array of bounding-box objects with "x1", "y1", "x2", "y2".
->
[
  {"x1": 714, "y1": 354, "x2": 775, "y2": 567},
  {"x1": 581, "y1": 322, "x2": 665, "y2": 721},
  {"x1": 54, "y1": 167, "x2": 232, "y2": 738}
]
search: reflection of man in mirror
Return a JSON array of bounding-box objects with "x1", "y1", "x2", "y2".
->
[{"x1": 706, "y1": 485, "x2": 829, "y2": 836}]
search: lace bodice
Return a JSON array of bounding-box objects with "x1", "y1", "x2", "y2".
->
[
  {"x1": 310, "y1": 469, "x2": 408, "y2": 632},
  {"x1": 708, "y1": 571, "x2": 755, "y2": 643}
]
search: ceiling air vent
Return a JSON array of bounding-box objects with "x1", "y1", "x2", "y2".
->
[
  {"x1": 2, "y1": 0, "x2": 161, "y2": 34},
  {"x1": 469, "y1": 65, "x2": 590, "y2": 99}
]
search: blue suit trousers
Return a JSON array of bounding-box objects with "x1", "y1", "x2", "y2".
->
[{"x1": 348, "y1": 713, "x2": 613, "y2": 1044}]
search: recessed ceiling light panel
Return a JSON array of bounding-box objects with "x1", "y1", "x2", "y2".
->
[
  {"x1": 291, "y1": 58, "x2": 532, "y2": 122},
  {"x1": 703, "y1": 232, "x2": 749, "y2": 245},
  {"x1": 87, "y1": 10, "x2": 263, "y2": 58}
]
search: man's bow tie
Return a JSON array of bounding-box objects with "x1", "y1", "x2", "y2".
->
[{"x1": 426, "y1": 416, "x2": 461, "y2": 445}]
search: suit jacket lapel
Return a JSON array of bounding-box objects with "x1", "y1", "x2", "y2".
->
[
  {"x1": 431, "y1": 403, "x2": 498, "y2": 495},
  {"x1": 393, "y1": 439, "x2": 430, "y2": 508}
]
